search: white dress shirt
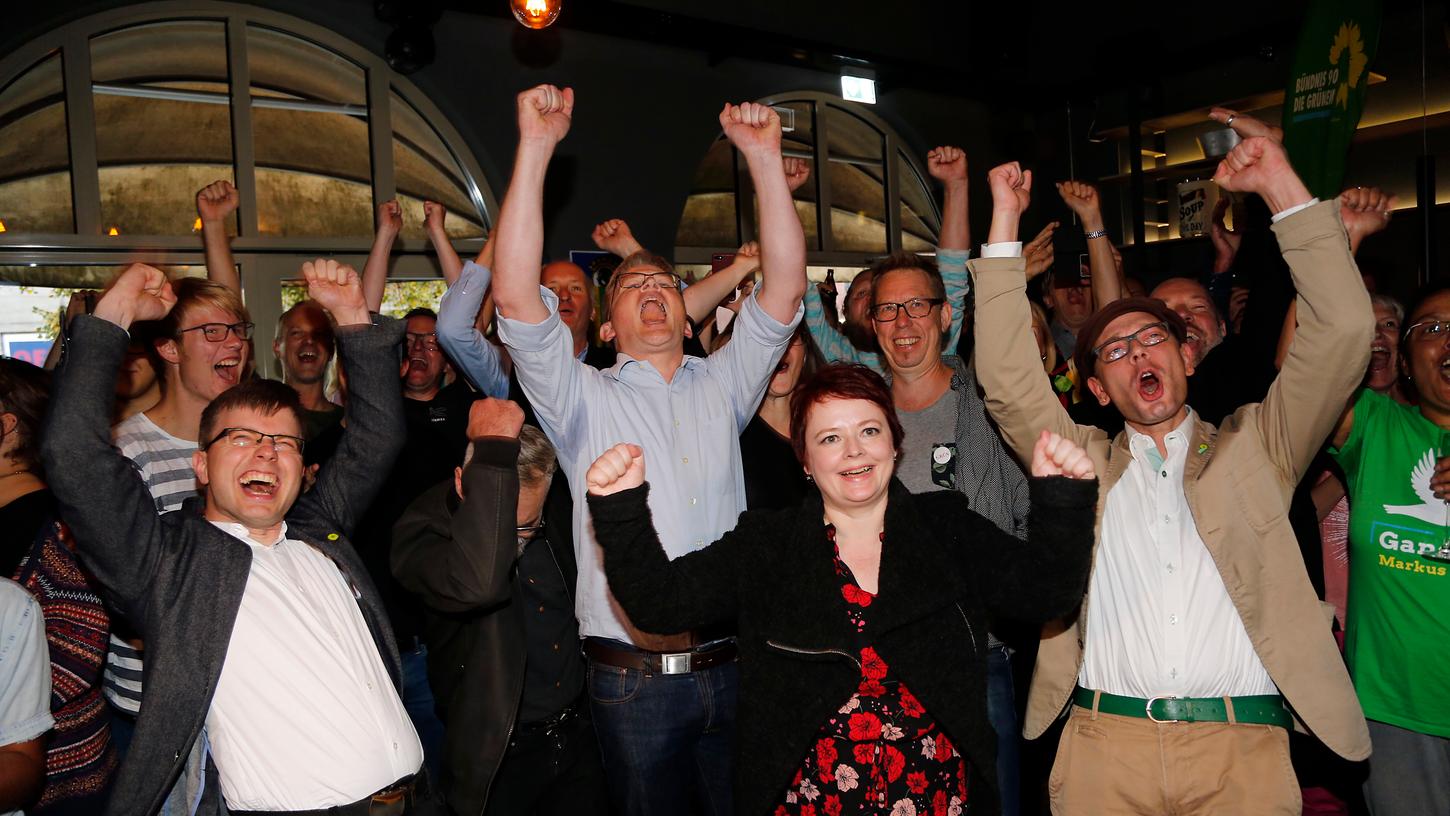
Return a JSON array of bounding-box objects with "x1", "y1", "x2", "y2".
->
[
  {"x1": 1077, "y1": 413, "x2": 1277, "y2": 698},
  {"x1": 206, "y1": 522, "x2": 422, "y2": 811}
]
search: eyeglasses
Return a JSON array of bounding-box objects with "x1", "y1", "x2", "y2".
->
[
  {"x1": 204, "y1": 427, "x2": 306, "y2": 455},
  {"x1": 612, "y1": 271, "x2": 682, "y2": 291},
  {"x1": 870, "y1": 298, "x2": 945, "y2": 323},
  {"x1": 1091, "y1": 321, "x2": 1171, "y2": 364},
  {"x1": 1404, "y1": 320, "x2": 1450, "y2": 340},
  {"x1": 405, "y1": 331, "x2": 439, "y2": 351},
  {"x1": 180, "y1": 321, "x2": 254, "y2": 342}
]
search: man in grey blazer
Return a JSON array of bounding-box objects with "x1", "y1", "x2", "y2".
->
[{"x1": 43, "y1": 260, "x2": 433, "y2": 816}]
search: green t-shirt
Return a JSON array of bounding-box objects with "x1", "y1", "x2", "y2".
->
[{"x1": 1330, "y1": 387, "x2": 1450, "y2": 737}]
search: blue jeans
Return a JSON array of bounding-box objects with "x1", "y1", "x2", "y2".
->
[
  {"x1": 587, "y1": 650, "x2": 737, "y2": 816},
  {"x1": 402, "y1": 642, "x2": 445, "y2": 783},
  {"x1": 986, "y1": 644, "x2": 1020, "y2": 816}
]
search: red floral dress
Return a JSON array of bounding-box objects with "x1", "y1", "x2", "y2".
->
[{"x1": 775, "y1": 526, "x2": 969, "y2": 816}]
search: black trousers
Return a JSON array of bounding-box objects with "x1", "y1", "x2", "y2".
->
[{"x1": 477, "y1": 713, "x2": 608, "y2": 816}]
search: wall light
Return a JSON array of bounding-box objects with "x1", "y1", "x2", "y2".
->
[
  {"x1": 841, "y1": 73, "x2": 876, "y2": 105},
  {"x1": 512, "y1": 0, "x2": 561, "y2": 29}
]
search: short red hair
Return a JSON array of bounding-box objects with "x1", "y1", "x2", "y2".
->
[{"x1": 789, "y1": 363, "x2": 905, "y2": 464}]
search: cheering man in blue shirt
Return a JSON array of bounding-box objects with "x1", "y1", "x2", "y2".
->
[{"x1": 488, "y1": 84, "x2": 806, "y2": 815}]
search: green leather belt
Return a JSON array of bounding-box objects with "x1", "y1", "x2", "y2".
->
[{"x1": 1072, "y1": 687, "x2": 1292, "y2": 729}]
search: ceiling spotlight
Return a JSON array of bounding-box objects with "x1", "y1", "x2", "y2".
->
[{"x1": 512, "y1": 0, "x2": 561, "y2": 30}]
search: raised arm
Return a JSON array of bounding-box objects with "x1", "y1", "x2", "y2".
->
[
  {"x1": 971, "y1": 163, "x2": 1097, "y2": 465},
  {"x1": 1057, "y1": 181, "x2": 1121, "y2": 307},
  {"x1": 423, "y1": 200, "x2": 464, "y2": 285},
  {"x1": 361, "y1": 200, "x2": 402, "y2": 313},
  {"x1": 42, "y1": 265, "x2": 177, "y2": 619},
  {"x1": 591, "y1": 218, "x2": 645, "y2": 260},
  {"x1": 1213, "y1": 137, "x2": 1372, "y2": 482},
  {"x1": 436, "y1": 260, "x2": 510, "y2": 398},
  {"x1": 1338, "y1": 185, "x2": 1396, "y2": 256},
  {"x1": 723, "y1": 103, "x2": 806, "y2": 324},
  {"x1": 585, "y1": 445, "x2": 743, "y2": 632},
  {"x1": 294, "y1": 259, "x2": 406, "y2": 534},
  {"x1": 196, "y1": 180, "x2": 241, "y2": 293},
  {"x1": 392, "y1": 400, "x2": 523, "y2": 614},
  {"x1": 492, "y1": 85, "x2": 573, "y2": 324},
  {"x1": 683, "y1": 242, "x2": 758, "y2": 324},
  {"x1": 929, "y1": 146, "x2": 972, "y2": 352}
]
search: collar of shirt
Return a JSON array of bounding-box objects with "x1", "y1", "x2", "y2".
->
[
  {"x1": 604, "y1": 352, "x2": 706, "y2": 384},
  {"x1": 1127, "y1": 409, "x2": 1195, "y2": 473},
  {"x1": 209, "y1": 520, "x2": 289, "y2": 549}
]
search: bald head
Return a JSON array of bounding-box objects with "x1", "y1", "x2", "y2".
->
[
  {"x1": 542, "y1": 261, "x2": 593, "y2": 349},
  {"x1": 1150, "y1": 277, "x2": 1225, "y2": 367}
]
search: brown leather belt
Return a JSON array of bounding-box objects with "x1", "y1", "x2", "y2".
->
[
  {"x1": 584, "y1": 638, "x2": 737, "y2": 675},
  {"x1": 229, "y1": 771, "x2": 423, "y2": 815}
]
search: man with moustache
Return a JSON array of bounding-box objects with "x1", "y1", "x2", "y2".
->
[
  {"x1": 44, "y1": 260, "x2": 432, "y2": 816},
  {"x1": 970, "y1": 138, "x2": 1372, "y2": 814},
  {"x1": 490, "y1": 84, "x2": 805, "y2": 813}
]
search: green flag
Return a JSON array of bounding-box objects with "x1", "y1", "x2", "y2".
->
[{"x1": 1281, "y1": 0, "x2": 1382, "y2": 199}]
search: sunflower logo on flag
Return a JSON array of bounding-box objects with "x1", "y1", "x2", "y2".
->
[{"x1": 1328, "y1": 21, "x2": 1369, "y2": 109}]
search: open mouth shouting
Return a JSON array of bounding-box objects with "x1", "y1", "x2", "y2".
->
[
  {"x1": 239, "y1": 469, "x2": 279, "y2": 499},
  {"x1": 215, "y1": 356, "x2": 241, "y2": 385},
  {"x1": 638, "y1": 295, "x2": 668, "y2": 326},
  {"x1": 1136, "y1": 367, "x2": 1163, "y2": 401}
]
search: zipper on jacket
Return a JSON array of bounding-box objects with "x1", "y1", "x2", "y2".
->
[
  {"x1": 955, "y1": 603, "x2": 977, "y2": 653},
  {"x1": 765, "y1": 639, "x2": 862, "y2": 670}
]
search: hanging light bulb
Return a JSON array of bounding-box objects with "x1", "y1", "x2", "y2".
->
[{"x1": 511, "y1": 0, "x2": 561, "y2": 29}]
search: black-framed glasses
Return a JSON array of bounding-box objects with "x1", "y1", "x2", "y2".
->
[
  {"x1": 204, "y1": 427, "x2": 306, "y2": 455},
  {"x1": 405, "y1": 331, "x2": 439, "y2": 350},
  {"x1": 1404, "y1": 320, "x2": 1450, "y2": 341},
  {"x1": 870, "y1": 297, "x2": 945, "y2": 323},
  {"x1": 180, "y1": 321, "x2": 254, "y2": 342},
  {"x1": 612, "y1": 271, "x2": 682, "y2": 291},
  {"x1": 1091, "y1": 321, "x2": 1171, "y2": 364}
]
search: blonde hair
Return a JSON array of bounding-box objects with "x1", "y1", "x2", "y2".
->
[{"x1": 158, "y1": 277, "x2": 250, "y2": 337}]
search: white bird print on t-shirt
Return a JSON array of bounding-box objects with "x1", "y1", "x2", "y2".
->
[{"x1": 1383, "y1": 447, "x2": 1445, "y2": 524}]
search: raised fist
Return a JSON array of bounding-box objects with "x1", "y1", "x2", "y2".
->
[
  {"x1": 784, "y1": 157, "x2": 811, "y2": 193},
  {"x1": 1338, "y1": 186, "x2": 1396, "y2": 246},
  {"x1": 586, "y1": 443, "x2": 646, "y2": 496},
  {"x1": 517, "y1": 84, "x2": 574, "y2": 146},
  {"x1": 1024, "y1": 222, "x2": 1057, "y2": 280},
  {"x1": 1208, "y1": 108, "x2": 1283, "y2": 144},
  {"x1": 1208, "y1": 197, "x2": 1240, "y2": 274},
  {"x1": 301, "y1": 259, "x2": 367, "y2": 325},
  {"x1": 376, "y1": 200, "x2": 402, "y2": 237},
  {"x1": 1056, "y1": 181, "x2": 1103, "y2": 231},
  {"x1": 1030, "y1": 429, "x2": 1095, "y2": 480},
  {"x1": 736, "y1": 240, "x2": 760, "y2": 259},
  {"x1": 592, "y1": 218, "x2": 643, "y2": 257},
  {"x1": 466, "y1": 398, "x2": 525, "y2": 441},
  {"x1": 927, "y1": 146, "x2": 967, "y2": 183},
  {"x1": 1213, "y1": 137, "x2": 1308, "y2": 213},
  {"x1": 195, "y1": 180, "x2": 239, "y2": 223},
  {"x1": 423, "y1": 200, "x2": 446, "y2": 234},
  {"x1": 94, "y1": 263, "x2": 176, "y2": 328},
  {"x1": 720, "y1": 102, "x2": 782, "y2": 157},
  {"x1": 987, "y1": 162, "x2": 1032, "y2": 215}
]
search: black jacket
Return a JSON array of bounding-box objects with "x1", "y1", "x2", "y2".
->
[
  {"x1": 587, "y1": 476, "x2": 1097, "y2": 816},
  {"x1": 391, "y1": 439, "x2": 579, "y2": 816},
  {"x1": 42, "y1": 315, "x2": 407, "y2": 816}
]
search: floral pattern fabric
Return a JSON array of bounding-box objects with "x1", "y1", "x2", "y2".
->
[{"x1": 775, "y1": 526, "x2": 968, "y2": 816}]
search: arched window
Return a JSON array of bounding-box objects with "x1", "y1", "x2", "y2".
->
[
  {"x1": 674, "y1": 91, "x2": 940, "y2": 269},
  {"x1": 0, "y1": 2, "x2": 495, "y2": 372}
]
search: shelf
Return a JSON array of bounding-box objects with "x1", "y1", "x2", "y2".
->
[
  {"x1": 1124, "y1": 234, "x2": 1209, "y2": 249},
  {"x1": 1100, "y1": 157, "x2": 1218, "y2": 184}
]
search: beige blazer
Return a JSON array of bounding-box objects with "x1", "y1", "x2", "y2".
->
[{"x1": 969, "y1": 200, "x2": 1373, "y2": 761}]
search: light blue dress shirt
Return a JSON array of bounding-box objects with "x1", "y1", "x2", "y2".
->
[
  {"x1": 435, "y1": 262, "x2": 512, "y2": 399},
  {"x1": 496, "y1": 287, "x2": 801, "y2": 643}
]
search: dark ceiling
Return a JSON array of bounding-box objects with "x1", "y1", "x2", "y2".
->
[{"x1": 449, "y1": 0, "x2": 1309, "y2": 105}]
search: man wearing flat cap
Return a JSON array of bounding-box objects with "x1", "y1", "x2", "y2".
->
[{"x1": 968, "y1": 137, "x2": 1372, "y2": 814}]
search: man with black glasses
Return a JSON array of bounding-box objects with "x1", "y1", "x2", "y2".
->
[{"x1": 45, "y1": 260, "x2": 435, "y2": 816}]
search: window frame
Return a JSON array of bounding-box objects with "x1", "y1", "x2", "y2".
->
[
  {"x1": 673, "y1": 90, "x2": 941, "y2": 267},
  {"x1": 0, "y1": 1, "x2": 495, "y2": 257}
]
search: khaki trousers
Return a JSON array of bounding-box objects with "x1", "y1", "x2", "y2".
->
[{"x1": 1048, "y1": 698, "x2": 1301, "y2": 815}]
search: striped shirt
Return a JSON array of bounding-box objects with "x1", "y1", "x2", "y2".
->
[{"x1": 106, "y1": 412, "x2": 199, "y2": 714}]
